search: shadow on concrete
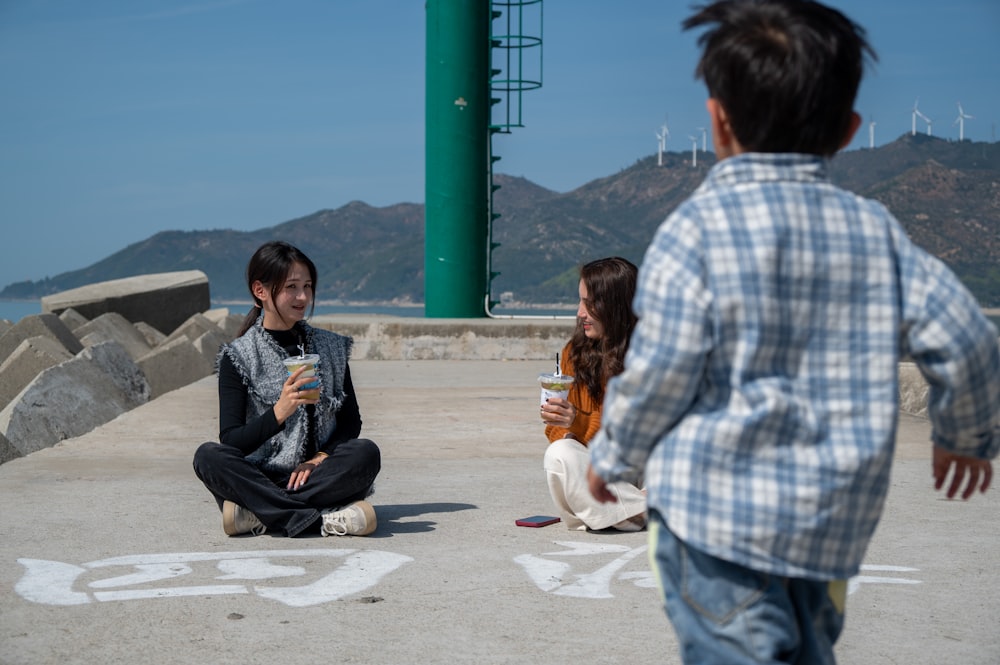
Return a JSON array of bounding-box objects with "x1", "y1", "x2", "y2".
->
[{"x1": 369, "y1": 502, "x2": 479, "y2": 537}]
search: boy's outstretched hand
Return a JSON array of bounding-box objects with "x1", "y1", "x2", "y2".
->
[
  {"x1": 933, "y1": 446, "x2": 993, "y2": 500},
  {"x1": 587, "y1": 464, "x2": 618, "y2": 503}
]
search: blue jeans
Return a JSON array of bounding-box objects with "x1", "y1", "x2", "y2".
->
[{"x1": 648, "y1": 510, "x2": 845, "y2": 665}]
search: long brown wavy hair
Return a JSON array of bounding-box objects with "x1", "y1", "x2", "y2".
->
[{"x1": 568, "y1": 257, "x2": 638, "y2": 404}]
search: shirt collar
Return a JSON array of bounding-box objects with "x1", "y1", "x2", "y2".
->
[{"x1": 707, "y1": 152, "x2": 830, "y2": 187}]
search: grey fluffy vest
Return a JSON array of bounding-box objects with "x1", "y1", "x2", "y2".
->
[{"x1": 221, "y1": 318, "x2": 352, "y2": 473}]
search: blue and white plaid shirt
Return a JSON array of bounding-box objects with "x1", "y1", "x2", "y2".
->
[{"x1": 590, "y1": 152, "x2": 1000, "y2": 580}]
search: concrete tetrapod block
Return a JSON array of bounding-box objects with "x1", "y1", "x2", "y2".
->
[
  {"x1": 136, "y1": 336, "x2": 215, "y2": 399},
  {"x1": 134, "y1": 322, "x2": 167, "y2": 348},
  {"x1": 0, "y1": 430, "x2": 20, "y2": 464},
  {"x1": 162, "y1": 312, "x2": 220, "y2": 346},
  {"x1": 202, "y1": 307, "x2": 242, "y2": 340},
  {"x1": 74, "y1": 312, "x2": 153, "y2": 362},
  {"x1": 222, "y1": 314, "x2": 243, "y2": 340},
  {"x1": 80, "y1": 340, "x2": 151, "y2": 408},
  {"x1": 0, "y1": 336, "x2": 74, "y2": 411},
  {"x1": 201, "y1": 307, "x2": 230, "y2": 325},
  {"x1": 0, "y1": 313, "x2": 83, "y2": 365},
  {"x1": 0, "y1": 320, "x2": 11, "y2": 337},
  {"x1": 40, "y1": 270, "x2": 210, "y2": 336},
  {"x1": 58, "y1": 307, "x2": 89, "y2": 331},
  {"x1": 192, "y1": 328, "x2": 229, "y2": 370},
  {"x1": 0, "y1": 354, "x2": 136, "y2": 455}
]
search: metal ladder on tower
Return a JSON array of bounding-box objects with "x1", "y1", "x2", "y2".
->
[{"x1": 487, "y1": 0, "x2": 543, "y2": 313}]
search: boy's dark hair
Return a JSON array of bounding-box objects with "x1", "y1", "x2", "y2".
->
[{"x1": 683, "y1": 0, "x2": 877, "y2": 156}]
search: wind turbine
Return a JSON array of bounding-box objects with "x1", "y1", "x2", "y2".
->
[
  {"x1": 915, "y1": 105, "x2": 932, "y2": 136},
  {"x1": 954, "y1": 102, "x2": 973, "y2": 141},
  {"x1": 689, "y1": 135, "x2": 698, "y2": 168},
  {"x1": 655, "y1": 119, "x2": 669, "y2": 166},
  {"x1": 868, "y1": 118, "x2": 876, "y2": 149},
  {"x1": 698, "y1": 127, "x2": 707, "y2": 152},
  {"x1": 911, "y1": 99, "x2": 932, "y2": 136}
]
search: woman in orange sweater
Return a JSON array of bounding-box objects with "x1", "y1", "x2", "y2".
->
[{"x1": 541, "y1": 257, "x2": 647, "y2": 531}]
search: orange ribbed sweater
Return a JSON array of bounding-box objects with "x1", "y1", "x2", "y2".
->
[{"x1": 544, "y1": 342, "x2": 603, "y2": 446}]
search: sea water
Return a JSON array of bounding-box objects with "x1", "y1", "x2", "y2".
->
[{"x1": 0, "y1": 301, "x2": 42, "y2": 323}]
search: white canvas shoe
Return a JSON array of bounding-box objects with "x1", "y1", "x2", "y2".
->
[
  {"x1": 321, "y1": 500, "x2": 377, "y2": 536},
  {"x1": 222, "y1": 501, "x2": 265, "y2": 536}
]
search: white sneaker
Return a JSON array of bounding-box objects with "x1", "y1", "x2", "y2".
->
[
  {"x1": 321, "y1": 500, "x2": 377, "y2": 536},
  {"x1": 222, "y1": 501, "x2": 265, "y2": 536}
]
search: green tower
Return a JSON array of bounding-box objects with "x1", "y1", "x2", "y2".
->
[
  {"x1": 424, "y1": 1, "x2": 491, "y2": 318},
  {"x1": 425, "y1": 1, "x2": 542, "y2": 318}
]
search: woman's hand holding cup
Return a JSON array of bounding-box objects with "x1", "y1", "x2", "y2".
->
[
  {"x1": 274, "y1": 366, "x2": 319, "y2": 424},
  {"x1": 540, "y1": 396, "x2": 576, "y2": 428}
]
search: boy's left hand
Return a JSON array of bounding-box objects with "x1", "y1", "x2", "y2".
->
[{"x1": 933, "y1": 446, "x2": 993, "y2": 500}]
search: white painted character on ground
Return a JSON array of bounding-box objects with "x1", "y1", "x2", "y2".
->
[{"x1": 16, "y1": 549, "x2": 412, "y2": 608}]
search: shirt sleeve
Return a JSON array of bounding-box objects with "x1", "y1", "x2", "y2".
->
[
  {"x1": 589, "y1": 212, "x2": 714, "y2": 483},
  {"x1": 897, "y1": 230, "x2": 1000, "y2": 459},
  {"x1": 319, "y1": 363, "x2": 362, "y2": 451},
  {"x1": 218, "y1": 352, "x2": 283, "y2": 455}
]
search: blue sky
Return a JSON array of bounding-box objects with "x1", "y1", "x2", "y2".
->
[{"x1": 1, "y1": 0, "x2": 998, "y2": 291}]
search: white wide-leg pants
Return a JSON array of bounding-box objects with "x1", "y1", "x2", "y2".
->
[{"x1": 543, "y1": 438, "x2": 647, "y2": 531}]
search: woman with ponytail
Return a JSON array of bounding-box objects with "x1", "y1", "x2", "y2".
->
[{"x1": 193, "y1": 241, "x2": 380, "y2": 537}]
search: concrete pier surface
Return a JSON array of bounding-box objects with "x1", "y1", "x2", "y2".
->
[{"x1": 1, "y1": 358, "x2": 998, "y2": 665}]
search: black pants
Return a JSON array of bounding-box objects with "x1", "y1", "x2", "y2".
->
[{"x1": 193, "y1": 439, "x2": 380, "y2": 537}]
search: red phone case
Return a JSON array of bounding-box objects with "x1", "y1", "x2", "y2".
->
[{"x1": 515, "y1": 515, "x2": 561, "y2": 527}]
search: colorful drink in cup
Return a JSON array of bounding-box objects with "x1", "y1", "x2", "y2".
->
[
  {"x1": 538, "y1": 372, "x2": 574, "y2": 406},
  {"x1": 283, "y1": 354, "x2": 321, "y2": 400}
]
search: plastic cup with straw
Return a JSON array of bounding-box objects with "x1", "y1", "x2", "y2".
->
[
  {"x1": 282, "y1": 344, "x2": 321, "y2": 400},
  {"x1": 538, "y1": 351, "x2": 574, "y2": 407}
]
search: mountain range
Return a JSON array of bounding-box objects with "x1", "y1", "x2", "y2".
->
[{"x1": 3, "y1": 133, "x2": 999, "y2": 307}]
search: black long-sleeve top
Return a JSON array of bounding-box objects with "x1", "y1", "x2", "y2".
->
[{"x1": 217, "y1": 327, "x2": 362, "y2": 458}]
